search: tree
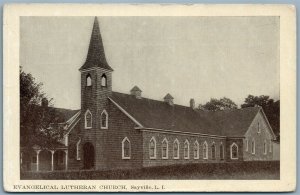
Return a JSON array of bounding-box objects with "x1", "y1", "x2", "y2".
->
[
  {"x1": 241, "y1": 95, "x2": 280, "y2": 141},
  {"x1": 20, "y1": 67, "x2": 65, "y2": 149},
  {"x1": 198, "y1": 97, "x2": 238, "y2": 111}
]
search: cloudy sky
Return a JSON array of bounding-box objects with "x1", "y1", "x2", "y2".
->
[{"x1": 20, "y1": 16, "x2": 279, "y2": 110}]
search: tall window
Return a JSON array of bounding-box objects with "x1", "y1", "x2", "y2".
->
[
  {"x1": 245, "y1": 139, "x2": 248, "y2": 151},
  {"x1": 193, "y1": 141, "x2": 199, "y2": 159},
  {"x1": 269, "y1": 140, "x2": 272, "y2": 153},
  {"x1": 211, "y1": 143, "x2": 216, "y2": 160},
  {"x1": 122, "y1": 137, "x2": 131, "y2": 159},
  {"x1": 162, "y1": 138, "x2": 168, "y2": 159},
  {"x1": 85, "y1": 110, "x2": 92, "y2": 129},
  {"x1": 173, "y1": 139, "x2": 179, "y2": 159},
  {"x1": 258, "y1": 122, "x2": 260, "y2": 133},
  {"x1": 231, "y1": 143, "x2": 238, "y2": 159},
  {"x1": 76, "y1": 138, "x2": 81, "y2": 160},
  {"x1": 264, "y1": 140, "x2": 267, "y2": 155},
  {"x1": 251, "y1": 139, "x2": 255, "y2": 154},
  {"x1": 101, "y1": 74, "x2": 107, "y2": 87},
  {"x1": 203, "y1": 141, "x2": 208, "y2": 159},
  {"x1": 86, "y1": 75, "x2": 92, "y2": 86},
  {"x1": 100, "y1": 110, "x2": 108, "y2": 129},
  {"x1": 220, "y1": 143, "x2": 224, "y2": 160},
  {"x1": 149, "y1": 137, "x2": 156, "y2": 159},
  {"x1": 184, "y1": 140, "x2": 190, "y2": 159}
]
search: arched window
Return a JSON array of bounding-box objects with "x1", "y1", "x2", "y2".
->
[
  {"x1": 162, "y1": 138, "x2": 168, "y2": 159},
  {"x1": 101, "y1": 74, "x2": 107, "y2": 87},
  {"x1": 85, "y1": 110, "x2": 92, "y2": 129},
  {"x1": 149, "y1": 137, "x2": 156, "y2": 159},
  {"x1": 86, "y1": 75, "x2": 92, "y2": 86},
  {"x1": 122, "y1": 137, "x2": 131, "y2": 159},
  {"x1": 184, "y1": 140, "x2": 190, "y2": 159},
  {"x1": 203, "y1": 141, "x2": 208, "y2": 159},
  {"x1": 231, "y1": 143, "x2": 238, "y2": 159},
  {"x1": 100, "y1": 110, "x2": 108, "y2": 129},
  {"x1": 269, "y1": 140, "x2": 272, "y2": 153},
  {"x1": 245, "y1": 139, "x2": 249, "y2": 151},
  {"x1": 220, "y1": 143, "x2": 224, "y2": 160},
  {"x1": 193, "y1": 140, "x2": 199, "y2": 159},
  {"x1": 76, "y1": 138, "x2": 81, "y2": 160},
  {"x1": 173, "y1": 139, "x2": 179, "y2": 159},
  {"x1": 211, "y1": 143, "x2": 216, "y2": 160},
  {"x1": 263, "y1": 140, "x2": 267, "y2": 155},
  {"x1": 251, "y1": 139, "x2": 255, "y2": 154}
]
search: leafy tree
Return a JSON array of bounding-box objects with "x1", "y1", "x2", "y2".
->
[
  {"x1": 241, "y1": 95, "x2": 280, "y2": 141},
  {"x1": 198, "y1": 97, "x2": 238, "y2": 111},
  {"x1": 20, "y1": 67, "x2": 65, "y2": 149}
]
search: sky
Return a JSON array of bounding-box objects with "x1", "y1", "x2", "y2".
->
[{"x1": 20, "y1": 16, "x2": 279, "y2": 110}]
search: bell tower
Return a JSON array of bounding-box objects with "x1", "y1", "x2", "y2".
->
[{"x1": 79, "y1": 17, "x2": 113, "y2": 169}]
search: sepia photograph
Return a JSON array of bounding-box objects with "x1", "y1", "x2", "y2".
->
[
  {"x1": 19, "y1": 15, "x2": 280, "y2": 180},
  {"x1": 3, "y1": 4, "x2": 296, "y2": 192}
]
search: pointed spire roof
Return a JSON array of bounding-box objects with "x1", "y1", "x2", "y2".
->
[
  {"x1": 164, "y1": 93, "x2": 174, "y2": 100},
  {"x1": 80, "y1": 17, "x2": 113, "y2": 71}
]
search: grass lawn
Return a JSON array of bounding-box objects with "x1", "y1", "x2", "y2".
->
[{"x1": 21, "y1": 161, "x2": 279, "y2": 180}]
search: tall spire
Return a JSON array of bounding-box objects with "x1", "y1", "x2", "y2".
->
[{"x1": 80, "y1": 17, "x2": 113, "y2": 71}]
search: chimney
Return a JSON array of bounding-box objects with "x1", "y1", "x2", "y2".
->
[
  {"x1": 130, "y1": 86, "x2": 142, "y2": 99},
  {"x1": 164, "y1": 93, "x2": 174, "y2": 106},
  {"x1": 190, "y1": 98, "x2": 195, "y2": 109},
  {"x1": 41, "y1": 98, "x2": 49, "y2": 107}
]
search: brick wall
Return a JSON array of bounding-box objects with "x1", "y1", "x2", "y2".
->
[
  {"x1": 142, "y1": 131, "x2": 227, "y2": 167},
  {"x1": 243, "y1": 111, "x2": 274, "y2": 161}
]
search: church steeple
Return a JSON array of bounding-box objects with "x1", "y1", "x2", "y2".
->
[{"x1": 80, "y1": 17, "x2": 113, "y2": 71}]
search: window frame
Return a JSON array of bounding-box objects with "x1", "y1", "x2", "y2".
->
[
  {"x1": 86, "y1": 74, "x2": 92, "y2": 86},
  {"x1": 269, "y1": 140, "x2": 272, "y2": 153},
  {"x1": 263, "y1": 140, "x2": 267, "y2": 155},
  {"x1": 203, "y1": 141, "x2": 208, "y2": 160},
  {"x1": 101, "y1": 74, "x2": 107, "y2": 87},
  {"x1": 220, "y1": 142, "x2": 224, "y2": 160},
  {"x1": 100, "y1": 110, "x2": 108, "y2": 129},
  {"x1": 211, "y1": 142, "x2": 216, "y2": 160},
  {"x1": 251, "y1": 139, "x2": 256, "y2": 154},
  {"x1": 149, "y1": 137, "x2": 157, "y2": 159},
  {"x1": 245, "y1": 139, "x2": 248, "y2": 151},
  {"x1": 122, "y1": 137, "x2": 131, "y2": 159},
  {"x1": 258, "y1": 122, "x2": 261, "y2": 133},
  {"x1": 161, "y1": 138, "x2": 169, "y2": 159},
  {"x1": 76, "y1": 138, "x2": 81, "y2": 160},
  {"x1": 184, "y1": 140, "x2": 190, "y2": 159},
  {"x1": 230, "y1": 143, "x2": 239, "y2": 160},
  {"x1": 84, "y1": 110, "x2": 92, "y2": 129},
  {"x1": 173, "y1": 139, "x2": 180, "y2": 159},
  {"x1": 193, "y1": 140, "x2": 199, "y2": 159}
]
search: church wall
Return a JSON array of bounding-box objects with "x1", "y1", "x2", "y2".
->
[
  {"x1": 142, "y1": 131, "x2": 226, "y2": 167},
  {"x1": 103, "y1": 101, "x2": 143, "y2": 170},
  {"x1": 243, "y1": 111, "x2": 274, "y2": 161},
  {"x1": 67, "y1": 121, "x2": 83, "y2": 170}
]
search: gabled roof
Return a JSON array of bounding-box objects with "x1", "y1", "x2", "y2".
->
[
  {"x1": 209, "y1": 107, "x2": 261, "y2": 137},
  {"x1": 110, "y1": 92, "x2": 264, "y2": 137},
  {"x1": 51, "y1": 107, "x2": 80, "y2": 124},
  {"x1": 79, "y1": 17, "x2": 113, "y2": 71}
]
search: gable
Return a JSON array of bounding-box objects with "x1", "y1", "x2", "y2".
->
[{"x1": 245, "y1": 110, "x2": 276, "y2": 140}]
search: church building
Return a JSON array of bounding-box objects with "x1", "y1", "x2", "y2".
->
[{"x1": 21, "y1": 17, "x2": 278, "y2": 172}]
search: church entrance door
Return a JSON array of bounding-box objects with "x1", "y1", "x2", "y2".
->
[{"x1": 83, "y1": 142, "x2": 95, "y2": 169}]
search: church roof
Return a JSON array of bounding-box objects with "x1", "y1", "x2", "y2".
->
[
  {"x1": 110, "y1": 92, "x2": 261, "y2": 137},
  {"x1": 79, "y1": 17, "x2": 113, "y2": 71}
]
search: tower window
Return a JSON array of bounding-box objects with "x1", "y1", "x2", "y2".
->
[
  {"x1": 101, "y1": 74, "x2": 107, "y2": 87},
  {"x1": 76, "y1": 138, "x2": 81, "y2": 160},
  {"x1": 122, "y1": 137, "x2": 131, "y2": 159},
  {"x1": 251, "y1": 139, "x2": 255, "y2": 154},
  {"x1": 85, "y1": 110, "x2": 92, "y2": 129},
  {"x1": 86, "y1": 75, "x2": 92, "y2": 86},
  {"x1": 100, "y1": 110, "x2": 108, "y2": 129},
  {"x1": 231, "y1": 143, "x2": 238, "y2": 159}
]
